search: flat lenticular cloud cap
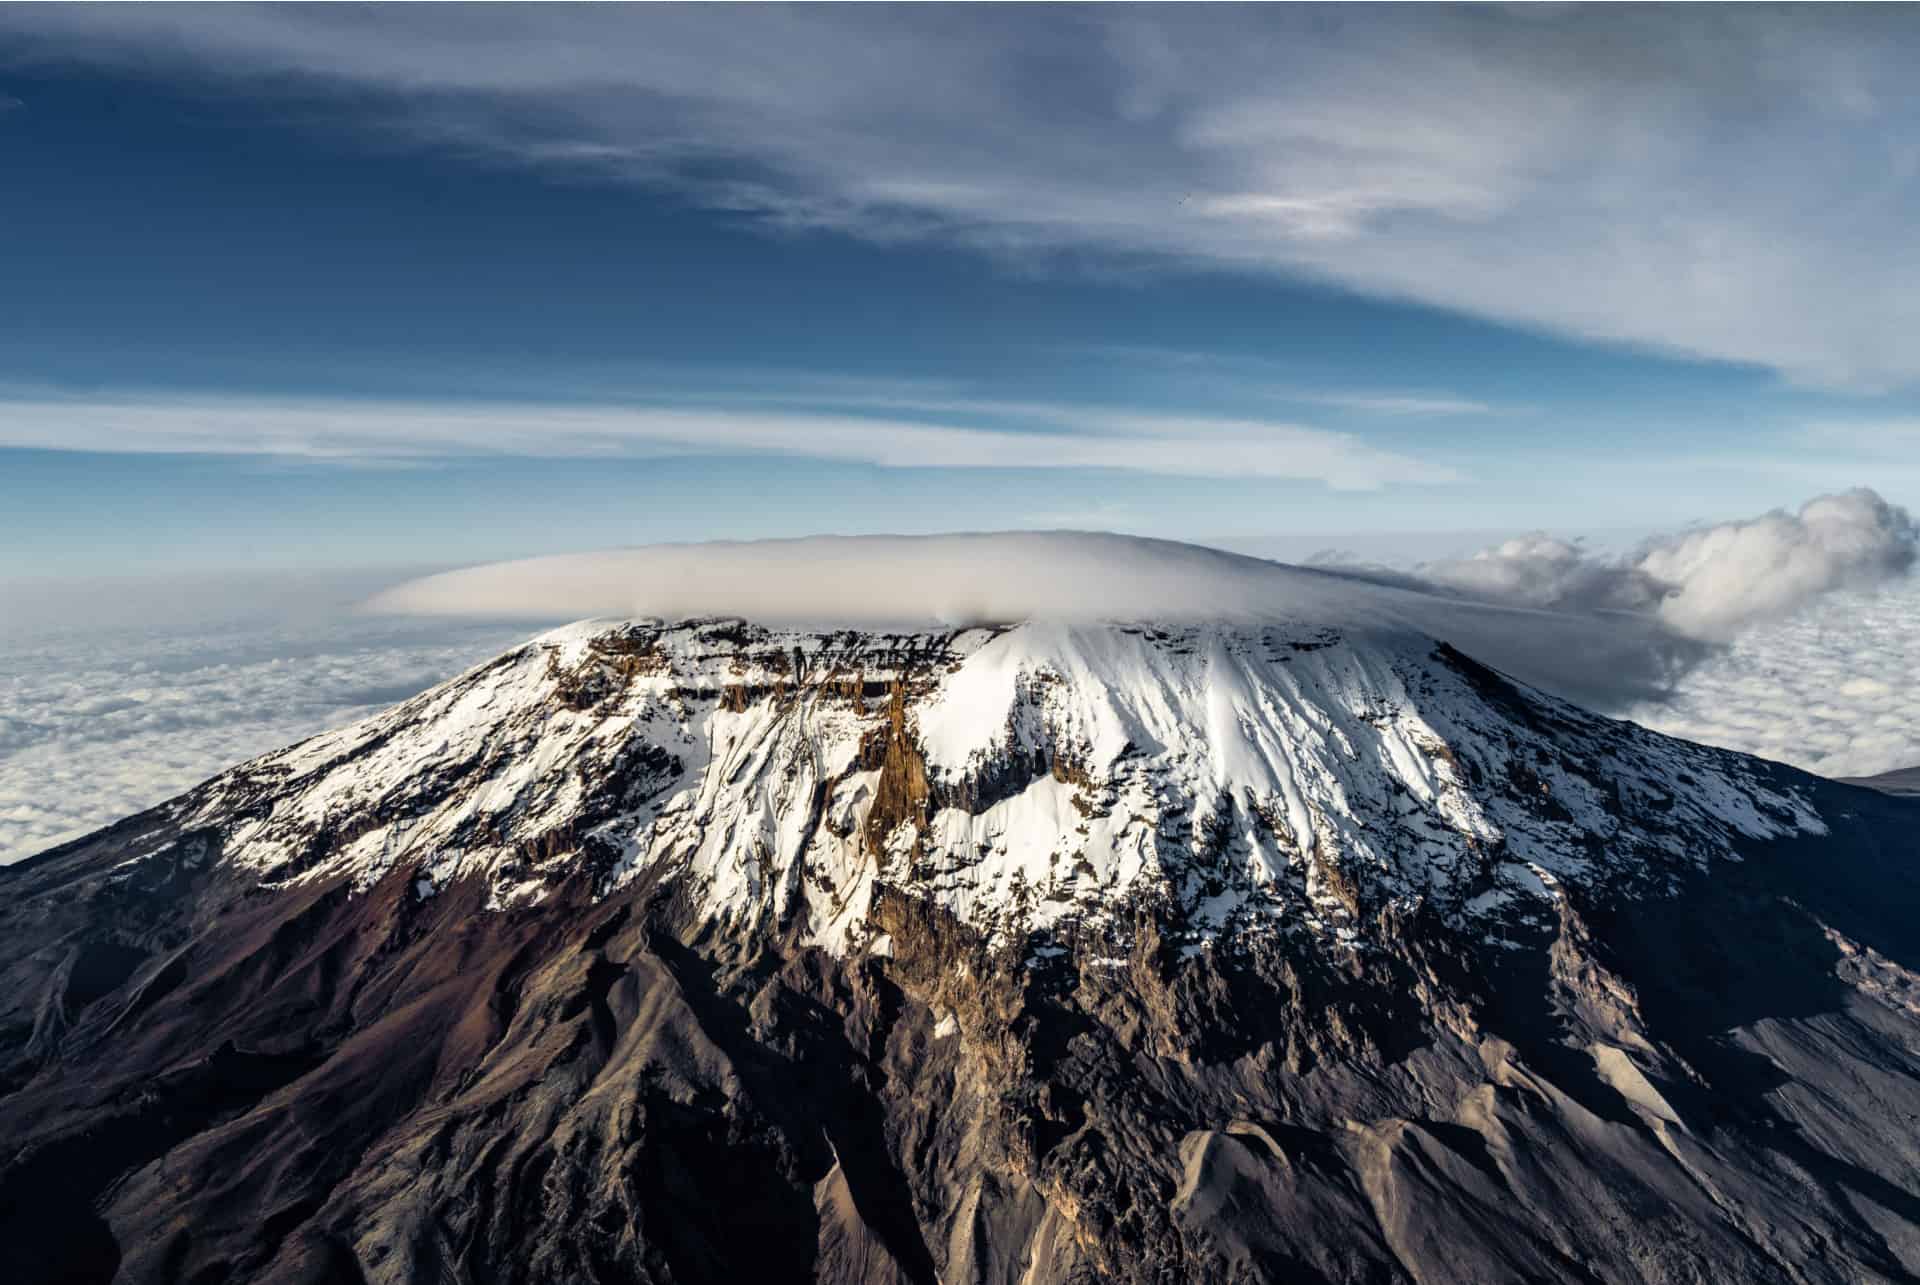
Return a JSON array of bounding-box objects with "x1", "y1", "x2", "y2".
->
[
  {"x1": 368, "y1": 532, "x2": 1410, "y2": 628},
  {"x1": 364, "y1": 531, "x2": 1699, "y2": 711}
]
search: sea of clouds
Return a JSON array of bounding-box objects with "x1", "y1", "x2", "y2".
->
[
  {"x1": 0, "y1": 595, "x2": 538, "y2": 863},
  {"x1": 2, "y1": 489, "x2": 1913, "y2": 864},
  {"x1": 1626, "y1": 576, "x2": 1920, "y2": 782}
]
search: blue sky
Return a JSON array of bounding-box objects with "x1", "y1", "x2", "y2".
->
[{"x1": 3, "y1": 4, "x2": 1920, "y2": 581}]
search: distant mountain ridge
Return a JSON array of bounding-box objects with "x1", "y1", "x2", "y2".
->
[{"x1": 1842, "y1": 765, "x2": 1920, "y2": 797}]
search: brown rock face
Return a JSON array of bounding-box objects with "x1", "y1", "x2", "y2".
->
[{"x1": 863, "y1": 679, "x2": 934, "y2": 859}]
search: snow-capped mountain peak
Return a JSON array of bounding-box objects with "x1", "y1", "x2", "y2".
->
[{"x1": 149, "y1": 615, "x2": 1820, "y2": 958}]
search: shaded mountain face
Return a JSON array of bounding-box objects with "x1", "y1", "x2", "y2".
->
[{"x1": 1, "y1": 618, "x2": 1917, "y2": 1285}]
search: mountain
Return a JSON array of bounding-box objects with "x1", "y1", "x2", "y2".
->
[
  {"x1": 1844, "y1": 766, "x2": 1920, "y2": 798},
  {"x1": 2, "y1": 614, "x2": 1917, "y2": 1284}
]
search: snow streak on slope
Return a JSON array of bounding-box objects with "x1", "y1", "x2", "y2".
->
[{"x1": 147, "y1": 613, "x2": 1823, "y2": 958}]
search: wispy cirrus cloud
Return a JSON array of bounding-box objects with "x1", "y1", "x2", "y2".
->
[
  {"x1": 1068, "y1": 347, "x2": 1503, "y2": 417},
  {"x1": 0, "y1": 390, "x2": 1462, "y2": 489},
  {"x1": 1298, "y1": 393, "x2": 1494, "y2": 417},
  {"x1": 6, "y1": 5, "x2": 1920, "y2": 386}
]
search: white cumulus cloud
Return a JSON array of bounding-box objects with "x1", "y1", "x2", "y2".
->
[
  {"x1": 1635, "y1": 489, "x2": 1916, "y2": 639},
  {"x1": 1406, "y1": 489, "x2": 1916, "y2": 640}
]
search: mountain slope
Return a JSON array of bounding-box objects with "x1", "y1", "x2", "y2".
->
[
  {"x1": 1844, "y1": 765, "x2": 1920, "y2": 797},
  {"x1": 1, "y1": 616, "x2": 1917, "y2": 1284}
]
